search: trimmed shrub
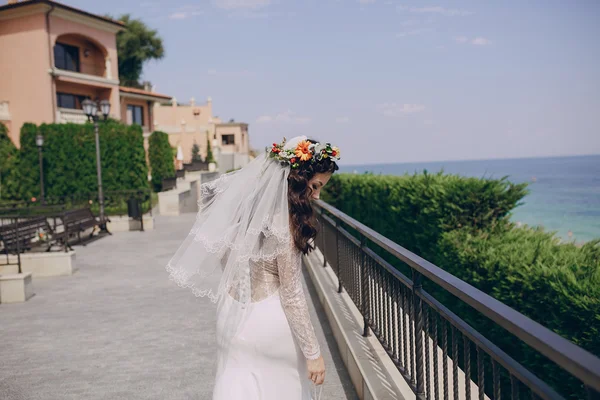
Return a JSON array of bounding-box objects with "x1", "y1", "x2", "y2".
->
[
  {"x1": 205, "y1": 134, "x2": 215, "y2": 164},
  {"x1": 191, "y1": 141, "x2": 202, "y2": 162},
  {"x1": 435, "y1": 226, "x2": 599, "y2": 397},
  {"x1": 0, "y1": 122, "x2": 18, "y2": 202},
  {"x1": 322, "y1": 172, "x2": 528, "y2": 261},
  {"x1": 148, "y1": 130, "x2": 175, "y2": 192},
  {"x1": 8, "y1": 123, "x2": 40, "y2": 201},
  {"x1": 5, "y1": 121, "x2": 149, "y2": 202}
]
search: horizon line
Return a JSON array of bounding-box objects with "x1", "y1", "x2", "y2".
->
[{"x1": 341, "y1": 152, "x2": 600, "y2": 169}]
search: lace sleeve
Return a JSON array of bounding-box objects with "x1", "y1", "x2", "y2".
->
[{"x1": 277, "y1": 239, "x2": 321, "y2": 360}]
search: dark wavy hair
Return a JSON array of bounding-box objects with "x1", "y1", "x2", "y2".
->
[{"x1": 288, "y1": 139, "x2": 339, "y2": 254}]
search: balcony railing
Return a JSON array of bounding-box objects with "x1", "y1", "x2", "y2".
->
[
  {"x1": 56, "y1": 108, "x2": 88, "y2": 124},
  {"x1": 314, "y1": 200, "x2": 600, "y2": 400}
]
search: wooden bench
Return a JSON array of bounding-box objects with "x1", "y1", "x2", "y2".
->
[
  {"x1": 60, "y1": 207, "x2": 102, "y2": 245},
  {"x1": 0, "y1": 216, "x2": 61, "y2": 272},
  {"x1": 0, "y1": 216, "x2": 55, "y2": 252}
]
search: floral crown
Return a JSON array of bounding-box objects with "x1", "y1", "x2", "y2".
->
[{"x1": 267, "y1": 137, "x2": 340, "y2": 169}]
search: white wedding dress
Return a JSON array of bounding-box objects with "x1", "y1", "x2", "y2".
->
[{"x1": 213, "y1": 236, "x2": 321, "y2": 400}]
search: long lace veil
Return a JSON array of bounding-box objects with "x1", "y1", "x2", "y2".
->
[{"x1": 165, "y1": 137, "x2": 312, "y2": 369}]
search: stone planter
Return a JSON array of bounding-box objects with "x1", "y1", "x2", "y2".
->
[
  {"x1": 4, "y1": 251, "x2": 77, "y2": 278},
  {"x1": 106, "y1": 214, "x2": 154, "y2": 232},
  {"x1": 0, "y1": 272, "x2": 34, "y2": 303}
]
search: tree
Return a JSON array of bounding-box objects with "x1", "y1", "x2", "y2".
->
[
  {"x1": 206, "y1": 133, "x2": 216, "y2": 164},
  {"x1": 0, "y1": 122, "x2": 18, "y2": 201},
  {"x1": 148, "y1": 131, "x2": 175, "y2": 192},
  {"x1": 114, "y1": 15, "x2": 165, "y2": 88},
  {"x1": 191, "y1": 141, "x2": 202, "y2": 162}
]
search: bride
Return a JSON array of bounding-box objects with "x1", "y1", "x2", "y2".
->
[{"x1": 166, "y1": 135, "x2": 340, "y2": 400}]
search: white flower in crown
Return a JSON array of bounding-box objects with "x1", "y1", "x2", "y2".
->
[{"x1": 314, "y1": 143, "x2": 328, "y2": 160}]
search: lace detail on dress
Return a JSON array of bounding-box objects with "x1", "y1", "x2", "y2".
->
[{"x1": 277, "y1": 239, "x2": 321, "y2": 360}]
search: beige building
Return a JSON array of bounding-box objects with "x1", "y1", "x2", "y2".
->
[
  {"x1": 153, "y1": 98, "x2": 251, "y2": 171},
  {"x1": 0, "y1": 0, "x2": 171, "y2": 146},
  {"x1": 0, "y1": 0, "x2": 250, "y2": 172}
]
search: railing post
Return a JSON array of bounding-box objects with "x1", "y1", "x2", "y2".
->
[
  {"x1": 336, "y1": 218, "x2": 343, "y2": 293},
  {"x1": 322, "y1": 215, "x2": 327, "y2": 268},
  {"x1": 412, "y1": 269, "x2": 426, "y2": 400},
  {"x1": 15, "y1": 216, "x2": 22, "y2": 274},
  {"x1": 63, "y1": 210, "x2": 69, "y2": 253},
  {"x1": 139, "y1": 196, "x2": 145, "y2": 232},
  {"x1": 587, "y1": 386, "x2": 600, "y2": 400},
  {"x1": 361, "y1": 234, "x2": 370, "y2": 337}
]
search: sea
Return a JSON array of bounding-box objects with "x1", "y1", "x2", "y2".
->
[{"x1": 340, "y1": 154, "x2": 600, "y2": 243}]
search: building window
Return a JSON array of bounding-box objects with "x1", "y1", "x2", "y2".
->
[
  {"x1": 56, "y1": 92, "x2": 87, "y2": 109},
  {"x1": 127, "y1": 105, "x2": 144, "y2": 126},
  {"x1": 54, "y1": 43, "x2": 80, "y2": 72},
  {"x1": 222, "y1": 134, "x2": 235, "y2": 145}
]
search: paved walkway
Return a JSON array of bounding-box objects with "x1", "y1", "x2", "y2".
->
[{"x1": 0, "y1": 214, "x2": 358, "y2": 400}]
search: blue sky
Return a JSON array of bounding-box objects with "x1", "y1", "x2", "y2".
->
[{"x1": 68, "y1": 0, "x2": 599, "y2": 165}]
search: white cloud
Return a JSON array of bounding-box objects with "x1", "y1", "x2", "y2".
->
[
  {"x1": 471, "y1": 37, "x2": 492, "y2": 46},
  {"x1": 256, "y1": 110, "x2": 311, "y2": 124},
  {"x1": 454, "y1": 36, "x2": 492, "y2": 46},
  {"x1": 169, "y1": 12, "x2": 188, "y2": 19},
  {"x1": 212, "y1": 0, "x2": 271, "y2": 10},
  {"x1": 335, "y1": 116, "x2": 350, "y2": 123},
  {"x1": 397, "y1": 5, "x2": 473, "y2": 16},
  {"x1": 167, "y1": 5, "x2": 204, "y2": 19},
  {"x1": 358, "y1": 0, "x2": 376, "y2": 4},
  {"x1": 227, "y1": 10, "x2": 271, "y2": 18},
  {"x1": 256, "y1": 115, "x2": 273, "y2": 123},
  {"x1": 377, "y1": 103, "x2": 425, "y2": 116},
  {"x1": 397, "y1": 28, "x2": 430, "y2": 38},
  {"x1": 207, "y1": 69, "x2": 252, "y2": 77},
  {"x1": 399, "y1": 19, "x2": 418, "y2": 27}
]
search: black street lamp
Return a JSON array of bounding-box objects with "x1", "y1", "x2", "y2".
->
[
  {"x1": 36, "y1": 134, "x2": 45, "y2": 205},
  {"x1": 82, "y1": 98, "x2": 111, "y2": 233}
]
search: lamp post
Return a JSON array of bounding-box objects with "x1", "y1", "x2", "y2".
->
[
  {"x1": 82, "y1": 98, "x2": 111, "y2": 233},
  {"x1": 36, "y1": 134, "x2": 45, "y2": 205}
]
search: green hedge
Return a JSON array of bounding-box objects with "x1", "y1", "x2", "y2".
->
[
  {"x1": 0, "y1": 122, "x2": 18, "y2": 202},
  {"x1": 148, "y1": 130, "x2": 174, "y2": 192},
  {"x1": 322, "y1": 172, "x2": 598, "y2": 398},
  {"x1": 437, "y1": 226, "x2": 600, "y2": 354},
  {"x1": 322, "y1": 172, "x2": 527, "y2": 261},
  {"x1": 4, "y1": 120, "x2": 149, "y2": 202},
  {"x1": 435, "y1": 227, "x2": 599, "y2": 397}
]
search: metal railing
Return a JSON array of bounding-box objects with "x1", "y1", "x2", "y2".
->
[
  {"x1": 56, "y1": 107, "x2": 88, "y2": 124},
  {"x1": 183, "y1": 161, "x2": 209, "y2": 172},
  {"x1": 3, "y1": 190, "x2": 153, "y2": 218},
  {"x1": 314, "y1": 200, "x2": 600, "y2": 400}
]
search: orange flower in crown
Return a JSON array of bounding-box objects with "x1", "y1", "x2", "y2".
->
[{"x1": 294, "y1": 140, "x2": 313, "y2": 162}]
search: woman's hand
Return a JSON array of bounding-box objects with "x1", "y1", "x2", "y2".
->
[{"x1": 307, "y1": 355, "x2": 325, "y2": 385}]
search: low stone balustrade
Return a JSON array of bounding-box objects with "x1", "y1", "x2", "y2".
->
[{"x1": 158, "y1": 171, "x2": 219, "y2": 216}]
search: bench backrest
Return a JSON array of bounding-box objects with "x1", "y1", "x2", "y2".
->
[
  {"x1": 62, "y1": 208, "x2": 96, "y2": 229},
  {"x1": 0, "y1": 216, "x2": 49, "y2": 251}
]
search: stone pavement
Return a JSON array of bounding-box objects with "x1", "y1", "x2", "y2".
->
[{"x1": 0, "y1": 214, "x2": 358, "y2": 400}]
